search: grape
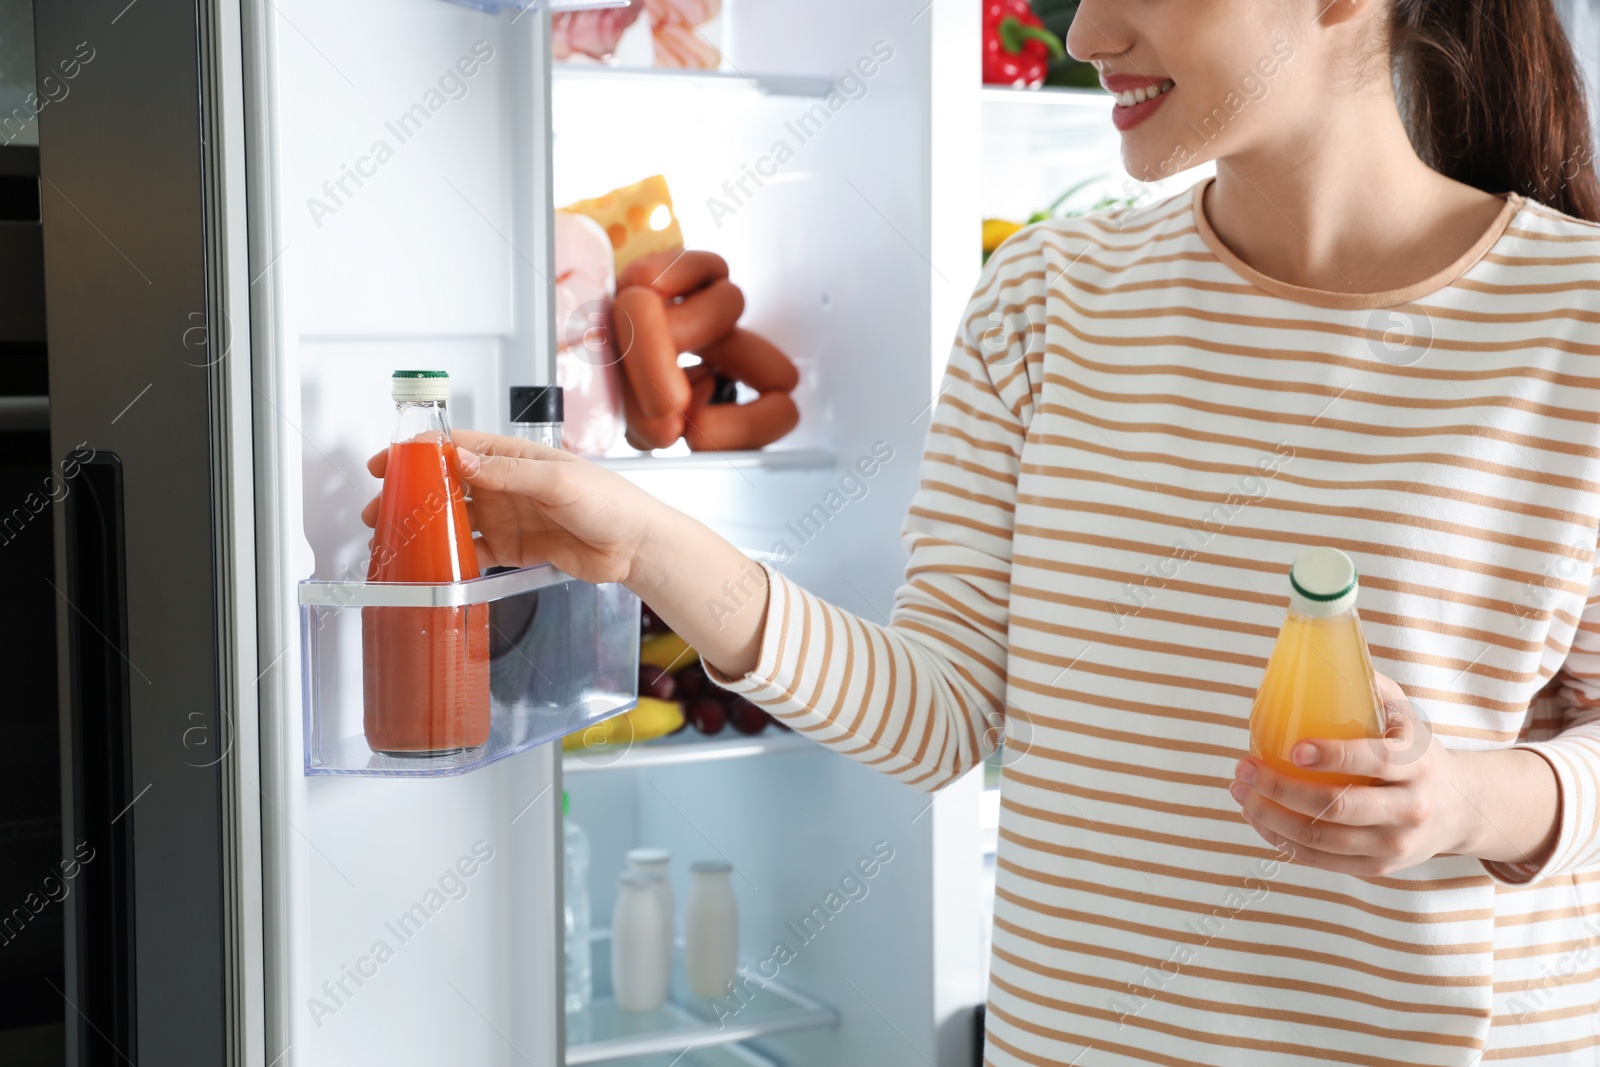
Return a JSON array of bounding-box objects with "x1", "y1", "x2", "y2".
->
[
  {"x1": 640, "y1": 605, "x2": 670, "y2": 635},
  {"x1": 639, "y1": 664, "x2": 676, "y2": 701},
  {"x1": 728, "y1": 697, "x2": 767, "y2": 736},
  {"x1": 675, "y1": 662, "x2": 708, "y2": 701},
  {"x1": 687, "y1": 698, "x2": 726, "y2": 736}
]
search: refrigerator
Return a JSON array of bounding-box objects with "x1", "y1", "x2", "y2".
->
[
  {"x1": 34, "y1": 0, "x2": 1003, "y2": 1063},
  {"x1": 66, "y1": 0, "x2": 1593, "y2": 1062}
]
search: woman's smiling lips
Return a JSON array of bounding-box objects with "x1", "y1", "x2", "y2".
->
[{"x1": 1102, "y1": 72, "x2": 1176, "y2": 132}]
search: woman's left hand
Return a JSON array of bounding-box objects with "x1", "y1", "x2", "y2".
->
[{"x1": 1230, "y1": 672, "x2": 1478, "y2": 876}]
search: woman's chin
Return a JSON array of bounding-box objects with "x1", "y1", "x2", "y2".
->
[{"x1": 1120, "y1": 130, "x2": 1206, "y2": 186}]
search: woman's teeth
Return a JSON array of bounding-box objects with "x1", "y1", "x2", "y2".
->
[{"x1": 1115, "y1": 81, "x2": 1174, "y2": 108}]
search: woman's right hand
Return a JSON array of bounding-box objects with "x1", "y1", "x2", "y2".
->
[
  {"x1": 361, "y1": 428, "x2": 771, "y2": 678},
  {"x1": 360, "y1": 429, "x2": 664, "y2": 587}
]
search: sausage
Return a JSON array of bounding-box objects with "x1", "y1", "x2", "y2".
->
[
  {"x1": 663, "y1": 278, "x2": 744, "y2": 353},
  {"x1": 621, "y1": 364, "x2": 714, "y2": 452},
  {"x1": 612, "y1": 285, "x2": 689, "y2": 420},
  {"x1": 683, "y1": 391, "x2": 800, "y2": 452},
  {"x1": 693, "y1": 327, "x2": 799, "y2": 393},
  {"x1": 619, "y1": 249, "x2": 728, "y2": 298},
  {"x1": 622, "y1": 387, "x2": 683, "y2": 451}
]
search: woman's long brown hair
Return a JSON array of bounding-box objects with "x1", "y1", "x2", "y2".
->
[{"x1": 1390, "y1": 0, "x2": 1600, "y2": 222}]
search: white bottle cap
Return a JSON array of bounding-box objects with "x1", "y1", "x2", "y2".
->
[
  {"x1": 1287, "y1": 547, "x2": 1359, "y2": 618},
  {"x1": 392, "y1": 369, "x2": 450, "y2": 403},
  {"x1": 627, "y1": 847, "x2": 670, "y2": 868}
]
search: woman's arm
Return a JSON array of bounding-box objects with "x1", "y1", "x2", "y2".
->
[{"x1": 363, "y1": 229, "x2": 1045, "y2": 791}]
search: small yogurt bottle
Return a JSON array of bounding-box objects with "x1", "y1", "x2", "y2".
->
[
  {"x1": 611, "y1": 870, "x2": 670, "y2": 1011},
  {"x1": 684, "y1": 859, "x2": 738, "y2": 999},
  {"x1": 626, "y1": 847, "x2": 674, "y2": 958}
]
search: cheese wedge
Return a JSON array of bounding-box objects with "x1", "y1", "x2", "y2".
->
[{"x1": 561, "y1": 174, "x2": 684, "y2": 272}]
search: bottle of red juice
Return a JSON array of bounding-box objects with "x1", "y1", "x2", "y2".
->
[{"x1": 363, "y1": 370, "x2": 490, "y2": 756}]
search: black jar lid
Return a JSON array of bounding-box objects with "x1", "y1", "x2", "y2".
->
[{"x1": 509, "y1": 384, "x2": 563, "y2": 424}]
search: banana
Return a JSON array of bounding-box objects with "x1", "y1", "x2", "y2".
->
[
  {"x1": 562, "y1": 696, "x2": 685, "y2": 751},
  {"x1": 639, "y1": 631, "x2": 699, "y2": 671}
]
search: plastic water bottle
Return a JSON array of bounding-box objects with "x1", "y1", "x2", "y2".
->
[{"x1": 564, "y1": 791, "x2": 592, "y2": 1013}]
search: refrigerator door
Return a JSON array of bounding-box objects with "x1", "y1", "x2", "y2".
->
[
  {"x1": 36, "y1": 0, "x2": 263, "y2": 1063},
  {"x1": 242, "y1": 2, "x2": 566, "y2": 1065}
]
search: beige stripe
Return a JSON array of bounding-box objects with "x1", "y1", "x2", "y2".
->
[
  {"x1": 990, "y1": 913, "x2": 1487, "y2": 1016},
  {"x1": 1017, "y1": 432, "x2": 1595, "y2": 528},
  {"x1": 1039, "y1": 376, "x2": 1600, "y2": 463},
  {"x1": 994, "y1": 882, "x2": 1491, "y2": 985},
  {"x1": 998, "y1": 802, "x2": 1493, "y2": 925},
  {"x1": 1482, "y1": 1033, "x2": 1599, "y2": 1059},
  {"x1": 1033, "y1": 403, "x2": 1600, "y2": 494},
  {"x1": 1506, "y1": 222, "x2": 1600, "y2": 244},
  {"x1": 1011, "y1": 556, "x2": 1555, "y2": 654},
  {"x1": 998, "y1": 797, "x2": 1483, "y2": 898},
  {"x1": 989, "y1": 973, "x2": 1471, "y2": 1065},
  {"x1": 1010, "y1": 598, "x2": 1545, "y2": 689},
  {"x1": 1015, "y1": 518, "x2": 1588, "y2": 602},
  {"x1": 1043, "y1": 339, "x2": 1600, "y2": 425},
  {"x1": 1017, "y1": 462, "x2": 1588, "y2": 559},
  {"x1": 992, "y1": 944, "x2": 1481, "y2": 1049},
  {"x1": 1042, "y1": 305, "x2": 1600, "y2": 394},
  {"x1": 921, "y1": 449, "x2": 1019, "y2": 490},
  {"x1": 999, "y1": 279, "x2": 1600, "y2": 363}
]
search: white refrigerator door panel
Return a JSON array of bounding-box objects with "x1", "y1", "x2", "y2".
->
[
  {"x1": 273, "y1": 0, "x2": 516, "y2": 336},
  {"x1": 298, "y1": 765, "x2": 548, "y2": 1065}
]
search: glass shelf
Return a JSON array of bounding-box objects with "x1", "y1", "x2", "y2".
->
[
  {"x1": 603, "y1": 1045, "x2": 776, "y2": 1067},
  {"x1": 595, "y1": 448, "x2": 833, "y2": 473},
  {"x1": 553, "y1": 65, "x2": 836, "y2": 100},
  {"x1": 568, "y1": 932, "x2": 836, "y2": 1064},
  {"x1": 298, "y1": 565, "x2": 639, "y2": 777},
  {"x1": 564, "y1": 728, "x2": 813, "y2": 775}
]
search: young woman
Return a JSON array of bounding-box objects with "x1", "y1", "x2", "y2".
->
[{"x1": 373, "y1": 1, "x2": 1600, "y2": 1061}]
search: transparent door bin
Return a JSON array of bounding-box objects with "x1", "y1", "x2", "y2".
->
[
  {"x1": 299, "y1": 565, "x2": 639, "y2": 777},
  {"x1": 567, "y1": 931, "x2": 836, "y2": 1065}
]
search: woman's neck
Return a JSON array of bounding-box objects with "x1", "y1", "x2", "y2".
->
[{"x1": 1202, "y1": 87, "x2": 1508, "y2": 296}]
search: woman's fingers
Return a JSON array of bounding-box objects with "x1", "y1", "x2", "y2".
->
[
  {"x1": 451, "y1": 429, "x2": 570, "y2": 464},
  {"x1": 1235, "y1": 790, "x2": 1392, "y2": 859},
  {"x1": 1289, "y1": 694, "x2": 1429, "y2": 782},
  {"x1": 456, "y1": 448, "x2": 573, "y2": 507},
  {"x1": 1234, "y1": 759, "x2": 1395, "y2": 825},
  {"x1": 360, "y1": 494, "x2": 381, "y2": 528},
  {"x1": 366, "y1": 449, "x2": 388, "y2": 478},
  {"x1": 1238, "y1": 811, "x2": 1383, "y2": 875}
]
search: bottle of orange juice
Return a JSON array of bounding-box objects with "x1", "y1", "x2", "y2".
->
[{"x1": 1248, "y1": 547, "x2": 1385, "y2": 785}]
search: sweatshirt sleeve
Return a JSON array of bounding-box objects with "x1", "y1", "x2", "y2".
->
[
  {"x1": 704, "y1": 235, "x2": 1042, "y2": 792},
  {"x1": 1483, "y1": 552, "x2": 1600, "y2": 885}
]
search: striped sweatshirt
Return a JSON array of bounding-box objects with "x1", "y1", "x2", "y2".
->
[{"x1": 708, "y1": 178, "x2": 1600, "y2": 1065}]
